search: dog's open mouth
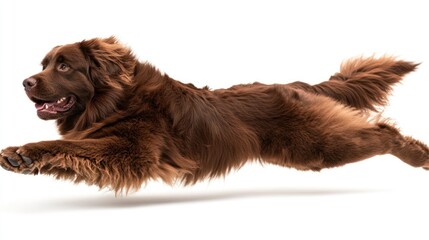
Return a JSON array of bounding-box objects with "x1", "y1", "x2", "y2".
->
[{"x1": 34, "y1": 95, "x2": 76, "y2": 115}]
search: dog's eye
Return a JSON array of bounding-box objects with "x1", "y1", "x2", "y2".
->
[{"x1": 57, "y1": 63, "x2": 70, "y2": 72}]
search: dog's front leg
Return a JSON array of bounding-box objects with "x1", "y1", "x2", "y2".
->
[
  {"x1": 0, "y1": 138, "x2": 147, "y2": 192},
  {"x1": 1, "y1": 139, "x2": 107, "y2": 174}
]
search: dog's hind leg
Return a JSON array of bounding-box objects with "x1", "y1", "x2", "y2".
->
[
  {"x1": 315, "y1": 123, "x2": 429, "y2": 170},
  {"x1": 263, "y1": 123, "x2": 429, "y2": 171},
  {"x1": 260, "y1": 94, "x2": 429, "y2": 171}
]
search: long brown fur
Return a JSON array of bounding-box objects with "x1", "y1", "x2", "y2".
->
[{"x1": 1, "y1": 37, "x2": 429, "y2": 193}]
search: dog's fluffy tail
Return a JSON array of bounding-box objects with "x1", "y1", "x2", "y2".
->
[{"x1": 289, "y1": 56, "x2": 419, "y2": 111}]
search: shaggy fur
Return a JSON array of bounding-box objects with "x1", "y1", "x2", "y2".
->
[{"x1": 1, "y1": 37, "x2": 429, "y2": 193}]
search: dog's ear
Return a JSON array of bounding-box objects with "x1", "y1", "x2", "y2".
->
[{"x1": 79, "y1": 37, "x2": 136, "y2": 88}]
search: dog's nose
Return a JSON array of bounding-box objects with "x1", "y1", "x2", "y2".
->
[{"x1": 23, "y1": 77, "x2": 37, "y2": 91}]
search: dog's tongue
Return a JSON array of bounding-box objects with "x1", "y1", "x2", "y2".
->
[{"x1": 36, "y1": 102, "x2": 58, "y2": 113}]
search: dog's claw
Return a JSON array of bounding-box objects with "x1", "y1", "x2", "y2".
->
[
  {"x1": 22, "y1": 156, "x2": 33, "y2": 166},
  {"x1": 7, "y1": 157, "x2": 20, "y2": 167}
]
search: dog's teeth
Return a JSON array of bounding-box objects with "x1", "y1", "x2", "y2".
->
[
  {"x1": 44, "y1": 104, "x2": 48, "y2": 109},
  {"x1": 56, "y1": 97, "x2": 66, "y2": 104}
]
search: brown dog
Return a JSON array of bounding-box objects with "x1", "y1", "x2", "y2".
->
[{"x1": 1, "y1": 37, "x2": 428, "y2": 193}]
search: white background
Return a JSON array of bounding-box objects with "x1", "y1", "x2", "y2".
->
[{"x1": 1, "y1": 0, "x2": 429, "y2": 239}]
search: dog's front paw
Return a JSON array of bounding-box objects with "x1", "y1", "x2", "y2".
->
[{"x1": 0, "y1": 146, "x2": 36, "y2": 174}]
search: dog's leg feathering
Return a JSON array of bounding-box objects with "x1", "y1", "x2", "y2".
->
[{"x1": 0, "y1": 137, "x2": 192, "y2": 194}]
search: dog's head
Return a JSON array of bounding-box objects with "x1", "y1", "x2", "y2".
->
[{"x1": 23, "y1": 37, "x2": 136, "y2": 131}]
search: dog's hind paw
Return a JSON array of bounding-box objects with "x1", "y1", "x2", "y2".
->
[{"x1": 391, "y1": 136, "x2": 429, "y2": 168}]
